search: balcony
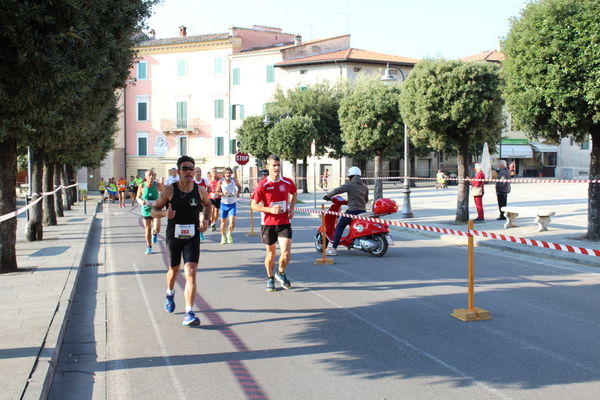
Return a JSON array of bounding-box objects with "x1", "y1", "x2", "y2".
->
[{"x1": 160, "y1": 118, "x2": 204, "y2": 135}]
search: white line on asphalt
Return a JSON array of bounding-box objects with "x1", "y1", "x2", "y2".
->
[
  {"x1": 132, "y1": 261, "x2": 187, "y2": 400},
  {"x1": 290, "y1": 264, "x2": 513, "y2": 400}
]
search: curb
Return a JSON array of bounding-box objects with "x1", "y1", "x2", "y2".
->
[
  {"x1": 22, "y1": 200, "x2": 99, "y2": 400},
  {"x1": 389, "y1": 224, "x2": 600, "y2": 269}
]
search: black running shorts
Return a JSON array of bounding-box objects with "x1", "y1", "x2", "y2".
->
[
  {"x1": 210, "y1": 198, "x2": 221, "y2": 209},
  {"x1": 167, "y1": 233, "x2": 200, "y2": 267},
  {"x1": 261, "y1": 224, "x2": 292, "y2": 245}
]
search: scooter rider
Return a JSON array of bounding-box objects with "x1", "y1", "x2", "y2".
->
[{"x1": 323, "y1": 166, "x2": 369, "y2": 256}]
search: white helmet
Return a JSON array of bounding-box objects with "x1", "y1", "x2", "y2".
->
[{"x1": 347, "y1": 166, "x2": 361, "y2": 176}]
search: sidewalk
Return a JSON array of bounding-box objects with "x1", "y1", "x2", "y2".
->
[
  {"x1": 297, "y1": 180, "x2": 599, "y2": 267},
  {"x1": 0, "y1": 197, "x2": 96, "y2": 400}
]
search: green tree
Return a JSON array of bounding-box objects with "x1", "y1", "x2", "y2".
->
[
  {"x1": 400, "y1": 60, "x2": 503, "y2": 223},
  {"x1": 0, "y1": 0, "x2": 154, "y2": 272},
  {"x1": 268, "y1": 83, "x2": 345, "y2": 192},
  {"x1": 502, "y1": 0, "x2": 600, "y2": 239},
  {"x1": 339, "y1": 75, "x2": 404, "y2": 200},
  {"x1": 268, "y1": 116, "x2": 316, "y2": 182},
  {"x1": 236, "y1": 115, "x2": 271, "y2": 164}
]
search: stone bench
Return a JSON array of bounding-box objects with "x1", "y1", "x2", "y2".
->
[{"x1": 501, "y1": 206, "x2": 556, "y2": 232}]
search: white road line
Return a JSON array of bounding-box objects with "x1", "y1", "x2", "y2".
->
[
  {"x1": 295, "y1": 280, "x2": 513, "y2": 400},
  {"x1": 132, "y1": 261, "x2": 187, "y2": 400}
]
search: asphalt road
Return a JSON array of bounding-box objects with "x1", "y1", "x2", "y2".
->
[{"x1": 49, "y1": 201, "x2": 600, "y2": 400}]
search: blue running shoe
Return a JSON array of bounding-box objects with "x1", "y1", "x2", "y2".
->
[
  {"x1": 274, "y1": 270, "x2": 291, "y2": 289},
  {"x1": 165, "y1": 294, "x2": 175, "y2": 313},
  {"x1": 152, "y1": 232, "x2": 158, "y2": 244},
  {"x1": 199, "y1": 232, "x2": 205, "y2": 241},
  {"x1": 266, "y1": 278, "x2": 276, "y2": 292},
  {"x1": 145, "y1": 246, "x2": 152, "y2": 255},
  {"x1": 182, "y1": 311, "x2": 200, "y2": 326}
]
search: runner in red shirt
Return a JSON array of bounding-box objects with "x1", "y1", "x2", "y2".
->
[
  {"x1": 208, "y1": 167, "x2": 221, "y2": 231},
  {"x1": 251, "y1": 155, "x2": 297, "y2": 292}
]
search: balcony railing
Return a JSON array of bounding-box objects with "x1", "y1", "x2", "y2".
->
[{"x1": 160, "y1": 118, "x2": 203, "y2": 134}]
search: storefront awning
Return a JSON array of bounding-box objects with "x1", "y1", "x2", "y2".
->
[
  {"x1": 530, "y1": 142, "x2": 558, "y2": 153},
  {"x1": 497, "y1": 144, "x2": 533, "y2": 159}
]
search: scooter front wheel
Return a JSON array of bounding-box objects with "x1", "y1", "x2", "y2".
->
[
  {"x1": 315, "y1": 232, "x2": 329, "y2": 253},
  {"x1": 368, "y1": 234, "x2": 388, "y2": 257}
]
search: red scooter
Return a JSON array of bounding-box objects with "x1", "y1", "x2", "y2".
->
[{"x1": 315, "y1": 196, "x2": 398, "y2": 257}]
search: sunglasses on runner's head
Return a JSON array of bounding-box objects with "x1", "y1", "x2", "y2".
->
[{"x1": 180, "y1": 166, "x2": 194, "y2": 171}]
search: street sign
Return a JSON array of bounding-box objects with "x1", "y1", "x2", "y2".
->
[{"x1": 235, "y1": 152, "x2": 250, "y2": 165}]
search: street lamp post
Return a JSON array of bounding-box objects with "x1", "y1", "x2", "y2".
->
[{"x1": 381, "y1": 63, "x2": 413, "y2": 218}]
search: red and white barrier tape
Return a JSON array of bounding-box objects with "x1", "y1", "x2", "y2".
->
[
  {"x1": 0, "y1": 183, "x2": 79, "y2": 223},
  {"x1": 470, "y1": 229, "x2": 600, "y2": 257},
  {"x1": 243, "y1": 175, "x2": 599, "y2": 184}
]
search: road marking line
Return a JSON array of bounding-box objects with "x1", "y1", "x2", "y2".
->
[{"x1": 132, "y1": 261, "x2": 187, "y2": 400}]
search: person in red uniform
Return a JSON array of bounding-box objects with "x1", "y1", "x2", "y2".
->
[
  {"x1": 251, "y1": 155, "x2": 297, "y2": 292},
  {"x1": 472, "y1": 163, "x2": 485, "y2": 222},
  {"x1": 208, "y1": 167, "x2": 221, "y2": 231}
]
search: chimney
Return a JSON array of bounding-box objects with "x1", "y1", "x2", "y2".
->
[
  {"x1": 294, "y1": 35, "x2": 302, "y2": 46},
  {"x1": 149, "y1": 29, "x2": 156, "y2": 39},
  {"x1": 179, "y1": 25, "x2": 187, "y2": 37}
]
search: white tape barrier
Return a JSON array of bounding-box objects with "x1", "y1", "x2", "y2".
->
[{"x1": 0, "y1": 183, "x2": 79, "y2": 223}]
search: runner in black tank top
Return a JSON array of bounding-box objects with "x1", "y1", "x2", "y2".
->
[{"x1": 151, "y1": 156, "x2": 212, "y2": 327}]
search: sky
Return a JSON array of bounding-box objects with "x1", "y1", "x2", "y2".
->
[{"x1": 146, "y1": 0, "x2": 530, "y2": 60}]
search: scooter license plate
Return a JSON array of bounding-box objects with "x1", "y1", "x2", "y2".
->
[{"x1": 385, "y1": 235, "x2": 394, "y2": 246}]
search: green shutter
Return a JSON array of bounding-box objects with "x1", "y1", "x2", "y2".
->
[
  {"x1": 215, "y1": 137, "x2": 224, "y2": 156},
  {"x1": 230, "y1": 139, "x2": 237, "y2": 154},
  {"x1": 214, "y1": 99, "x2": 224, "y2": 119},
  {"x1": 266, "y1": 65, "x2": 275, "y2": 83},
  {"x1": 233, "y1": 68, "x2": 240, "y2": 85},
  {"x1": 176, "y1": 102, "x2": 187, "y2": 128},
  {"x1": 138, "y1": 102, "x2": 147, "y2": 121},
  {"x1": 229, "y1": 104, "x2": 234, "y2": 120},
  {"x1": 214, "y1": 57, "x2": 223, "y2": 74},
  {"x1": 138, "y1": 137, "x2": 147, "y2": 156},
  {"x1": 178, "y1": 60, "x2": 186, "y2": 76},
  {"x1": 239, "y1": 105, "x2": 244, "y2": 120},
  {"x1": 138, "y1": 62, "x2": 147, "y2": 80}
]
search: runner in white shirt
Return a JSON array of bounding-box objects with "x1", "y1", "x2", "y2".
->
[
  {"x1": 164, "y1": 167, "x2": 180, "y2": 186},
  {"x1": 216, "y1": 167, "x2": 242, "y2": 244}
]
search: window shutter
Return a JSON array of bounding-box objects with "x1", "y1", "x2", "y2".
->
[
  {"x1": 233, "y1": 68, "x2": 240, "y2": 85},
  {"x1": 176, "y1": 102, "x2": 187, "y2": 128},
  {"x1": 239, "y1": 105, "x2": 244, "y2": 120},
  {"x1": 266, "y1": 65, "x2": 275, "y2": 83},
  {"x1": 230, "y1": 139, "x2": 236, "y2": 154},
  {"x1": 215, "y1": 137, "x2": 224, "y2": 156},
  {"x1": 138, "y1": 102, "x2": 147, "y2": 121},
  {"x1": 138, "y1": 137, "x2": 147, "y2": 156}
]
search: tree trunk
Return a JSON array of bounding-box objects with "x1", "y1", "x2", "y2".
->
[
  {"x1": 54, "y1": 163, "x2": 64, "y2": 217},
  {"x1": 409, "y1": 154, "x2": 416, "y2": 188},
  {"x1": 586, "y1": 125, "x2": 600, "y2": 240},
  {"x1": 302, "y1": 157, "x2": 309, "y2": 193},
  {"x1": 374, "y1": 151, "x2": 384, "y2": 200},
  {"x1": 43, "y1": 160, "x2": 57, "y2": 226},
  {"x1": 66, "y1": 165, "x2": 76, "y2": 205},
  {"x1": 26, "y1": 147, "x2": 44, "y2": 241},
  {"x1": 455, "y1": 146, "x2": 471, "y2": 223},
  {"x1": 61, "y1": 165, "x2": 71, "y2": 211},
  {"x1": 291, "y1": 160, "x2": 297, "y2": 187},
  {"x1": 0, "y1": 137, "x2": 18, "y2": 273}
]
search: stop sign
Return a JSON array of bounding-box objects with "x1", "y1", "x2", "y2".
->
[{"x1": 235, "y1": 152, "x2": 250, "y2": 165}]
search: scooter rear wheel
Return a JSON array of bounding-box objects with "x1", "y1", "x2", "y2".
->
[
  {"x1": 368, "y1": 234, "x2": 388, "y2": 257},
  {"x1": 314, "y1": 232, "x2": 329, "y2": 253}
]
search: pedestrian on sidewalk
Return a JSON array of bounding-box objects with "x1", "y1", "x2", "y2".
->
[
  {"x1": 496, "y1": 160, "x2": 511, "y2": 220},
  {"x1": 217, "y1": 167, "x2": 241, "y2": 244},
  {"x1": 471, "y1": 163, "x2": 485, "y2": 222},
  {"x1": 323, "y1": 166, "x2": 369, "y2": 256},
  {"x1": 251, "y1": 155, "x2": 297, "y2": 292},
  {"x1": 152, "y1": 155, "x2": 212, "y2": 326}
]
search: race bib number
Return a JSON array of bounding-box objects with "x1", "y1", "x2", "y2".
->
[
  {"x1": 175, "y1": 224, "x2": 195, "y2": 239},
  {"x1": 145, "y1": 200, "x2": 156, "y2": 206},
  {"x1": 271, "y1": 200, "x2": 287, "y2": 213}
]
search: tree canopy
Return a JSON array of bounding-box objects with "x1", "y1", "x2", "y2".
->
[
  {"x1": 339, "y1": 75, "x2": 404, "y2": 199},
  {"x1": 236, "y1": 115, "x2": 271, "y2": 163},
  {"x1": 400, "y1": 59, "x2": 503, "y2": 222},
  {"x1": 268, "y1": 115, "x2": 316, "y2": 178},
  {"x1": 502, "y1": 0, "x2": 600, "y2": 239}
]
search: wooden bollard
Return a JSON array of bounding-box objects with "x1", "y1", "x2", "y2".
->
[
  {"x1": 451, "y1": 220, "x2": 491, "y2": 321},
  {"x1": 315, "y1": 204, "x2": 334, "y2": 265},
  {"x1": 246, "y1": 206, "x2": 258, "y2": 237}
]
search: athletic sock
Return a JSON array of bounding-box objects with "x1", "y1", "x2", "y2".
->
[
  {"x1": 166, "y1": 289, "x2": 174, "y2": 296},
  {"x1": 185, "y1": 306, "x2": 192, "y2": 313}
]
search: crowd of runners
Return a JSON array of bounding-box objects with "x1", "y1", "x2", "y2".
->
[{"x1": 103, "y1": 155, "x2": 298, "y2": 327}]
